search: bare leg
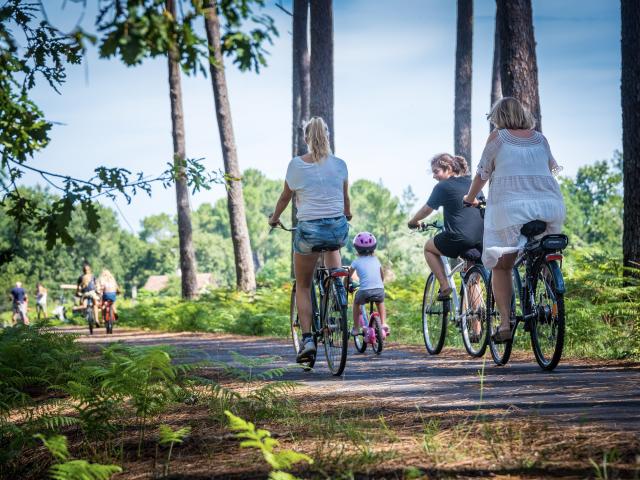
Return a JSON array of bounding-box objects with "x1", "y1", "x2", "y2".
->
[
  {"x1": 424, "y1": 239, "x2": 449, "y2": 291},
  {"x1": 352, "y1": 300, "x2": 362, "y2": 329},
  {"x1": 294, "y1": 252, "x2": 321, "y2": 334},
  {"x1": 467, "y1": 276, "x2": 482, "y2": 334},
  {"x1": 376, "y1": 301, "x2": 386, "y2": 324},
  {"x1": 492, "y1": 253, "x2": 517, "y2": 331}
]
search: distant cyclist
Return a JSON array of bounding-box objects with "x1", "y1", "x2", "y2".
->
[
  {"x1": 408, "y1": 153, "x2": 484, "y2": 299},
  {"x1": 35, "y1": 282, "x2": 48, "y2": 321},
  {"x1": 76, "y1": 263, "x2": 100, "y2": 327},
  {"x1": 98, "y1": 269, "x2": 120, "y2": 320},
  {"x1": 268, "y1": 116, "x2": 351, "y2": 364},
  {"x1": 10, "y1": 281, "x2": 29, "y2": 325}
]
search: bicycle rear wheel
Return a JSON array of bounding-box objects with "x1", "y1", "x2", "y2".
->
[
  {"x1": 87, "y1": 309, "x2": 94, "y2": 335},
  {"x1": 290, "y1": 282, "x2": 316, "y2": 370},
  {"x1": 422, "y1": 273, "x2": 447, "y2": 355},
  {"x1": 322, "y1": 278, "x2": 348, "y2": 376},
  {"x1": 460, "y1": 265, "x2": 489, "y2": 357},
  {"x1": 530, "y1": 261, "x2": 565, "y2": 371},
  {"x1": 486, "y1": 273, "x2": 513, "y2": 366},
  {"x1": 370, "y1": 312, "x2": 383, "y2": 355}
]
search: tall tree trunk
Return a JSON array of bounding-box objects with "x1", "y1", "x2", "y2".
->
[
  {"x1": 310, "y1": 0, "x2": 334, "y2": 151},
  {"x1": 166, "y1": 0, "x2": 198, "y2": 299},
  {"x1": 496, "y1": 0, "x2": 541, "y2": 131},
  {"x1": 621, "y1": 0, "x2": 640, "y2": 280},
  {"x1": 291, "y1": 0, "x2": 310, "y2": 276},
  {"x1": 454, "y1": 0, "x2": 473, "y2": 168},
  {"x1": 203, "y1": 1, "x2": 256, "y2": 292},
  {"x1": 490, "y1": 3, "x2": 502, "y2": 132}
]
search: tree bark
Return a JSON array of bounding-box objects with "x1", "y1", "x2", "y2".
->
[
  {"x1": 310, "y1": 0, "x2": 334, "y2": 151},
  {"x1": 496, "y1": 0, "x2": 541, "y2": 131},
  {"x1": 454, "y1": 0, "x2": 473, "y2": 168},
  {"x1": 490, "y1": 2, "x2": 502, "y2": 132},
  {"x1": 203, "y1": 1, "x2": 256, "y2": 292},
  {"x1": 166, "y1": 0, "x2": 198, "y2": 299},
  {"x1": 621, "y1": 0, "x2": 640, "y2": 279},
  {"x1": 291, "y1": 0, "x2": 310, "y2": 276}
]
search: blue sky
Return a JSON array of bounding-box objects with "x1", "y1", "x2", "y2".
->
[{"x1": 25, "y1": 0, "x2": 621, "y2": 232}]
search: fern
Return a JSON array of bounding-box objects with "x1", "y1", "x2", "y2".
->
[
  {"x1": 35, "y1": 433, "x2": 122, "y2": 480},
  {"x1": 158, "y1": 425, "x2": 191, "y2": 476},
  {"x1": 225, "y1": 410, "x2": 312, "y2": 478}
]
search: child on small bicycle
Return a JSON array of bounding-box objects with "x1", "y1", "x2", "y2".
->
[{"x1": 349, "y1": 232, "x2": 389, "y2": 336}]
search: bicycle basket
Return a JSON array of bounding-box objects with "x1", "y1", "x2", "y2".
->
[{"x1": 541, "y1": 234, "x2": 568, "y2": 251}]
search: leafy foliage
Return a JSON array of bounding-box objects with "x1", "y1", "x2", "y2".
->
[
  {"x1": 225, "y1": 410, "x2": 312, "y2": 479},
  {"x1": 36, "y1": 433, "x2": 122, "y2": 480}
]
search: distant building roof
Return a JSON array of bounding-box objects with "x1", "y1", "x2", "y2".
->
[{"x1": 142, "y1": 273, "x2": 216, "y2": 293}]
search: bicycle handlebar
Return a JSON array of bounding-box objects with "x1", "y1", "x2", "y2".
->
[
  {"x1": 409, "y1": 221, "x2": 443, "y2": 232},
  {"x1": 463, "y1": 198, "x2": 487, "y2": 209}
]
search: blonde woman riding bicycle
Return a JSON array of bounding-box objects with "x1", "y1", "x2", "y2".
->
[{"x1": 269, "y1": 117, "x2": 351, "y2": 364}]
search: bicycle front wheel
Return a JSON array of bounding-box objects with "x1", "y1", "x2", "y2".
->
[
  {"x1": 422, "y1": 273, "x2": 447, "y2": 355},
  {"x1": 460, "y1": 265, "x2": 489, "y2": 357},
  {"x1": 290, "y1": 282, "x2": 316, "y2": 370},
  {"x1": 322, "y1": 278, "x2": 348, "y2": 376},
  {"x1": 530, "y1": 261, "x2": 565, "y2": 371}
]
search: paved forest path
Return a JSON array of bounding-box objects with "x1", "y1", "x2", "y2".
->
[{"x1": 63, "y1": 326, "x2": 640, "y2": 432}]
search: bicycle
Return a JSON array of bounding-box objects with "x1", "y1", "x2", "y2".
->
[
  {"x1": 273, "y1": 222, "x2": 350, "y2": 376},
  {"x1": 412, "y1": 221, "x2": 490, "y2": 357},
  {"x1": 486, "y1": 220, "x2": 568, "y2": 371},
  {"x1": 85, "y1": 295, "x2": 96, "y2": 335},
  {"x1": 102, "y1": 299, "x2": 115, "y2": 334},
  {"x1": 348, "y1": 282, "x2": 386, "y2": 355}
]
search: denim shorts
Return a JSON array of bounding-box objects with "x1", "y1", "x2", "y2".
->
[
  {"x1": 102, "y1": 292, "x2": 117, "y2": 303},
  {"x1": 294, "y1": 216, "x2": 349, "y2": 255}
]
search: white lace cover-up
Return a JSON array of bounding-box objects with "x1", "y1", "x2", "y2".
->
[{"x1": 476, "y1": 129, "x2": 566, "y2": 269}]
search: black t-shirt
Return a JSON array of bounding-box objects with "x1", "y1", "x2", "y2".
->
[
  {"x1": 10, "y1": 287, "x2": 26, "y2": 304},
  {"x1": 426, "y1": 176, "x2": 484, "y2": 242}
]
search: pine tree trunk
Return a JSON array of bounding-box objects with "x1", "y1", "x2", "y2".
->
[
  {"x1": 291, "y1": 0, "x2": 310, "y2": 276},
  {"x1": 454, "y1": 0, "x2": 473, "y2": 168},
  {"x1": 310, "y1": 0, "x2": 334, "y2": 151},
  {"x1": 490, "y1": 3, "x2": 502, "y2": 132},
  {"x1": 621, "y1": 0, "x2": 640, "y2": 280},
  {"x1": 166, "y1": 0, "x2": 198, "y2": 299},
  {"x1": 203, "y1": 1, "x2": 256, "y2": 292},
  {"x1": 496, "y1": 0, "x2": 541, "y2": 131}
]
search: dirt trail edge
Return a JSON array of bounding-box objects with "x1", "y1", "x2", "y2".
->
[{"x1": 63, "y1": 326, "x2": 640, "y2": 432}]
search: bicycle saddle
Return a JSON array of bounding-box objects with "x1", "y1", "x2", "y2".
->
[
  {"x1": 460, "y1": 248, "x2": 482, "y2": 262},
  {"x1": 311, "y1": 244, "x2": 341, "y2": 252},
  {"x1": 520, "y1": 220, "x2": 546, "y2": 239}
]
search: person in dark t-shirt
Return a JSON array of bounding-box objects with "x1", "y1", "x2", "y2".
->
[
  {"x1": 408, "y1": 153, "x2": 484, "y2": 299},
  {"x1": 9, "y1": 281, "x2": 30, "y2": 325}
]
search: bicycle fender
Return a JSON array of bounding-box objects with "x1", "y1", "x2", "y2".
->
[{"x1": 547, "y1": 260, "x2": 566, "y2": 294}]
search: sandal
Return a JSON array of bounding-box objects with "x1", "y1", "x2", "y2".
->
[
  {"x1": 437, "y1": 287, "x2": 452, "y2": 301},
  {"x1": 491, "y1": 326, "x2": 514, "y2": 344}
]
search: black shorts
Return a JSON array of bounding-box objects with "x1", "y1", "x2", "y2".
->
[{"x1": 433, "y1": 232, "x2": 482, "y2": 260}]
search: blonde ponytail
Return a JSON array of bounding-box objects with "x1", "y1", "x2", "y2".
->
[{"x1": 303, "y1": 117, "x2": 331, "y2": 163}]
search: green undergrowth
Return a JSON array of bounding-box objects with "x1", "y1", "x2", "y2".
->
[{"x1": 119, "y1": 260, "x2": 639, "y2": 361}]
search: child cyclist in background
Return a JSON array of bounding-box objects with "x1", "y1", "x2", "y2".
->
[{"x1": 349, "y1": 232, "x2": 389, "y2": 336}]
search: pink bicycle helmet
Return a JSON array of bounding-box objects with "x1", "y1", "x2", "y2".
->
[{"x1": 353, "y1": 231, "x2": 377, "y2": 254}]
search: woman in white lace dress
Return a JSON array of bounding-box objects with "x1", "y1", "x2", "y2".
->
[{"x1": 463, "y1": 97, "x2": 566, "y2": 342}]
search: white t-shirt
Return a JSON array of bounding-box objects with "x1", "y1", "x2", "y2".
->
[
  {"x1": 351, "y1": 255, "x2": 384, "y2": 291},
  {"x1": 285, "y1": 155, "x2": 348, "y2": 221}
]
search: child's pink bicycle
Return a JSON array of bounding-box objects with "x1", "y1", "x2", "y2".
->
[{"x1": 348, "y1": 281, "x2": 388, "y2": 355}]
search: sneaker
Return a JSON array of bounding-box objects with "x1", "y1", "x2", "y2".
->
[
  {"x1": 382, "y1": 324, "x2": 390, "y2": 337},
  {"x1": 351, "y1": 326, "x2": 359, "y2": 336},
  {"x1": 296, "y1": 337, "x2": 316, "y2": 363}
]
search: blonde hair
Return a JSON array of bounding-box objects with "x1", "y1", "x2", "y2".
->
[
  {"x1": 488, "y1": 97, "x2": 536, "y2": 130},
  {"x1": 303, "y1": 117, "x2": 331, "y2": 163},
  {"x1": 430, "y1": 153, "x2": 469, "y2": 176},
  {"x1": 98, "y1": 270, "x2": 117, "y2": 288}
]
